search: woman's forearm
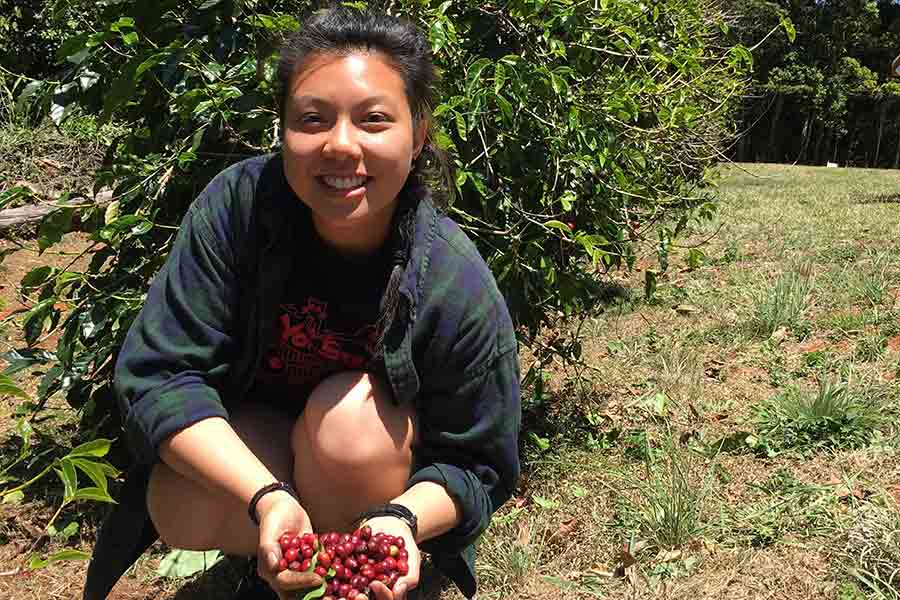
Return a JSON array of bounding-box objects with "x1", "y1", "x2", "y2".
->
[
  {"x1": 158, "y1": 416, "x2": 283, "y2": 512},
  {"x1": 390, "y1": 481, "x2": 463, "y2": 544}
]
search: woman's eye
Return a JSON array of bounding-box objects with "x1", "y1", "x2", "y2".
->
[
  {"x1": 301, "y1": 113, "x2": 323, "y2": 124},
  {"x1": 365, "y1": 113, "x2": 388, "y2": 123}
]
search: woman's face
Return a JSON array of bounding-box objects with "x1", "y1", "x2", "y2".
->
[{"x1": 282, "y1": 52, "x2": 426, "y2": 254}]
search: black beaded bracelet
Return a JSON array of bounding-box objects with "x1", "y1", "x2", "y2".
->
[
  {"x1": 356, "y1": 503, "x2": 418, "y2": 539},
  {"x1": 248, "y1": 482, "x2": 300, "y2": 526}
]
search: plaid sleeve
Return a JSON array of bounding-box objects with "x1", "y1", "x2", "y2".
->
[
  {"x1": 113, "y1": 199, "x2": 237, "y2": 465},
  {"x1": 407, "y1": 227, "x2": 522, "y2": 557}
]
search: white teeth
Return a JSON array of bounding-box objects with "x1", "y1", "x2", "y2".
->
[{"x1": 323, "y1": 175, "x2": 367, "y2": 190}]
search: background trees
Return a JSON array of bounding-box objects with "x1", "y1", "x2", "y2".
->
[{"x1": 730, "y1": 0, "x2": 900, "y2": 168}]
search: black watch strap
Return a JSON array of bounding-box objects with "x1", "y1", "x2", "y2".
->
[
  {"x1": 248, "y1": 482, "x2": 300, "y2": 526},
  {"x1": 356, "y1": 503, "x2": 418, "y2": 539}
]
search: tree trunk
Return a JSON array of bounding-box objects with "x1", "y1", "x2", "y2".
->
[
  {"x1": 814, "y1": 124, "x2": 826, "y2": 165},
  {"x1": 875, "y1": 101, "x2": 888, "y2": 168},
  {"x1": 768, "y1": 94, "x2": 785, "y2": 163},
  {"x1": 894, "y1": 128, "x2": 900, "y2": 169},
  {"x1": 798, "y1": 116, "x2": 811, "y2": 164}
]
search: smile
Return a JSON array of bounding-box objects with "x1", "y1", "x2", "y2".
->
[{"x1": 320, "y1": 175, "x2": 369, "y2": 190}]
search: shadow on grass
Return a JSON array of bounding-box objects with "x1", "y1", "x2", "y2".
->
[{"x1": 856, "y1": 192, "x2": 900, "y2": 204}]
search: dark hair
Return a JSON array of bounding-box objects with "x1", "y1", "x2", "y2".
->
[{"x1": 276, "y1": 6, "x2": 452, "y2": 362}]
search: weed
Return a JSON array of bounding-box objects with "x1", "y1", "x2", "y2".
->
[
  {"x1": 617, "y1": 436, "x2": 711, "y2": 550},
  {"x1": 655, "y1": 342, "x2": 703, "y2": 408},
  {"x1": 851, "y1": 251, "x2": 896, "y2": 308},
  {"x1": 752, "y1": 379, "x2": 882, "y2": 452},
  {"x1": 843, "y1": 505, "x2": 900, "y2": 599},
  {"x1": 751, "y1": 262, "x2": 814, "y2": 338},
  {"x1": 855, "y1": 331, "x2": 888, "y2": 362}
]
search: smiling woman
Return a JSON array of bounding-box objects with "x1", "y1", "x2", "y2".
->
[
  {"x1": 83, "y1": 7, "x2": 521, "y2": 600},
  {"x1": 281, "y1": 52, "x2": 427, "y2": 254}
]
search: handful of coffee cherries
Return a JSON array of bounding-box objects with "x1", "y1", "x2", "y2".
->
[{"x1": 277, "y1": 525, "x2": 410, "y2": 600}]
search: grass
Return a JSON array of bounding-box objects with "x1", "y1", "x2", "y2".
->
[
  {"x1": 752, "y1": 379, "x2": 883, "y2": 453},
  {"x1": 3, "y1": 162, "x2": 900, "y2": 600}
]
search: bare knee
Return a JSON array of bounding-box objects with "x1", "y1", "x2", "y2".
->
[
  {"x1": 147, "y1": 462, "x2": 224, "y2": 551},
  {"x1": 292, "y1": 371, "x2": 415, "y2": 469}
]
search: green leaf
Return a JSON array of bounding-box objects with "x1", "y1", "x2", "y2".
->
[
  {"x1": 71, "y1": 458, "x2": 115, "y2": 492},
  {"x1": 0, "y1": 186, "x2": 35, "y2": 210},
  {"x1": 57, "y1": 459, "x2": 78, "y2": 502},
  {"x1": 301, "y1": 578, "x2": 328, "y2": 600},
  {"x1": 157, "y1": 549, "x2": 223, "y2": 578},
  {"x1": 780, "y1": 15, "x2": 796, "y2": 43},
  {"x1": 495, "y1": 94, "x2": 512, "y2": 124},
  {"x1": 494, "y1": 62, "x2": 506, "y2": 93},
  {"x1": 29, "y1": 554, "x2": 50, "y2": 570},
  {"x1": 466, "y1": 58, "x2": 492, "y2": 94},
  {"x1": 455, "y1": 112, "x2": 468, "y2": 141},
  {"x1": 37, "y1": 364, "x2": 64, "y2": 401},
  {"x1": 23, "y1": 299, "x2": 56, "y2": 346},
  {"x1": 0, "y1": 374, "x2": 29, "y2": 400},
  {"x1": 68, "y1": 438, "x2": 113, "y2": 458},
  {"x1": 532, "y1": 494, "x2": 560, "y2": 510},
  {"x1": 2, "y1": 490, "x2": 24, "y2": 505},
  {"x1": 528, "y1": 432, "x2": 550, "y2": 451},
  {"x1": 21, "y1": 266, "x2": 55, "y2": 290},
  {"x1": 46, "y1": 549, "x2": 91, "y2": 563},
  {"x1": 198, "y1": 0, "x2": 225, "y2": 9},
  {"x1": 38, "y1": 208, "x2": 74, "y2": 254},
  {"x1": 543, "y1": 220, "x2": 571, "y2": 233},
  {"x1": 71, "y1": 486, "x2": 116, "y2": 503}
]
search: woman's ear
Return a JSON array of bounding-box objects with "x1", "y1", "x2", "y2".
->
[{"x1": 412, "y1": 118, "x2": 428, "y2": 161}]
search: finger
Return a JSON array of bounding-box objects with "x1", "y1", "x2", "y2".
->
[
  {"x1": 275, "y1": 570, "x2": 323, "y2": 591},
  {"x1": 369, "y1": 580, "x2": 394, "y2": 600}
]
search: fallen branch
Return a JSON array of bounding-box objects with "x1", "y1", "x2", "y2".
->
[{"x1": 0, "y1": 191, "x2": 113, "y2": 233}]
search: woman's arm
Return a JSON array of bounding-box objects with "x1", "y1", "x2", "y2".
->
[
  {"x1": 390, "y1": 481, "x2": 462, "y2": 544},
  {"x1": 158, "y1": 416, "x2": 292, "y2": 517}
]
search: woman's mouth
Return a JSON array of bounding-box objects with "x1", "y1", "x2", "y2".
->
[{"x1": 319, "y1": 175, "x2": 370, "y2": 192}]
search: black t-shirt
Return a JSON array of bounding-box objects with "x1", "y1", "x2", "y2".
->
[{"x1": 251, "y1": 209, "x2": 393, "y2": 409}]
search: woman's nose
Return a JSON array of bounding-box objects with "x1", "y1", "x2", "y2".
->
[{"x1": 323, "y1": 118, "x2": 362, "y2": 160}]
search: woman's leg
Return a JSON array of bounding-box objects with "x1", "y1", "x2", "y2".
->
[
  {"x1": 292, "y1": 371, "x2": 416, "y2": 533},
  {"x1": 146, "y1": 403, "x2": 295, "y2": 555},
  {"x1": 146, "y1": 371, "x2": 415, "y2": 554}
]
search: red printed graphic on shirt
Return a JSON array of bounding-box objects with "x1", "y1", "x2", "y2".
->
[{"x1": 260, "y1": 297, "x2": 378, "y2": 389}]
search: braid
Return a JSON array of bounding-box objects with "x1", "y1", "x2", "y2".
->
[{"x1": 370, "y1": 190, "x2": 418, "y2": 361}]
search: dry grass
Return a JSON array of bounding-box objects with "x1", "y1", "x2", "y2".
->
[{"x1": 3, "y1": 163, "x2": 900, "y2": 599}]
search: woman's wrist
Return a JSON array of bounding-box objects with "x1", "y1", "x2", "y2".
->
[{"x1": 252, "y1": 483, "x2": 301, "y2": 524}]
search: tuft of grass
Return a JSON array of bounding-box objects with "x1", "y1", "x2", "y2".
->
[
  {"x1": 751, "y1": 262, "x2": 814, "y2": 338},
  {"x1": 752, "y1": 379, "x2": 882, "y2": 453},
  {"x1": 617, "y1": 436, "x2": 711, "y2": 550},
  {"x1": 843, "y1": 505, "x2": 900, "y2": 599},
  {"x1": 851, "y1": 251, "x2": 896, "y2": 308}
]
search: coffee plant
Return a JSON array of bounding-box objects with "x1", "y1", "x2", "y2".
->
[{"x1": 7, "y1": 0, "x2": 782, "y2": 432}]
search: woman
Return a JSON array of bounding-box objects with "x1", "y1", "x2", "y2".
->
[{"x1": 84, "y1": 7, "x2": 521, "y2": 600}]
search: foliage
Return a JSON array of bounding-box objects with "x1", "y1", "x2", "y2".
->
[
  {"x1": 752, "y1": 379, "x2": 883, "y2": 453},
  {"x1": 0, "y1": 375, "x2": 119, "y2": 570},
  {"x1": 750, "y1": 262, "x2": 813, "y2": 338},
  {"x1": 843, "y1": 505, "x2": 900, "y2": 599},
  {"x1": 5, "y1": 0, "x2": 758, "y2": 432},
  {"x1": 732, "y1": 0, "x2": 900, "y2": 167}
]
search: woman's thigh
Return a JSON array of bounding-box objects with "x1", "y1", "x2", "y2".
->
[
  {"x1": 292, "y1": 371, "x2": 416, "y2": 533},
  {"x1": 146, "y1": 402, "x2": 296, "y2": 555}
]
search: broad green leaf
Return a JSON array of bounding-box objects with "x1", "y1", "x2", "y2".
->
[
  {"x1": 198, "y1": 0, "x2": 226, "y2": 10},
  {"x1": 494, "y1": 62, "x2": 506, "y2": 93},
  {"x1": 495, "y1": 94, "x2": 512, "y2": 124},
  {"x1": 56, "y1": 460, "x2": 78, "y2": 501},
  {"x1": 71, "y1": 458, "x2": 114, "y2": 492},
  {"x1": 466, "y1": 58, "x2": 492, "y2": 94},
  {"x1": 38, "y1": 208, "x2": 74, "y2": 254},
  {"x1": 455, "y1": 112, "x2": 467, "y2": 141},
  {"x1": 71, "y1": 487, "x2": 116, "y2": 503},
  {"x1": 37, "y1": 364, "x2": 64, "y2": 402},
  {"x1": 543, "y1": 220, "x2": 571, "y2": 233},
  {"x1": 23, "y1": 299, "x2": 56, "y2": 347},
  {"x1": 532, "y1": 494, "x2": 560, "y2": 510},
  {"x1": 0, "y1": 374, "x2": 29, "y2": 400},
  {"x1": 68, "y1": 438, "x2": 113, "y2": 458},
  {"x1": 46, "y1": 549, "x2": 91, "y2": 563},
  {"x1": 2, "y1": 490, "x2": 24, "y2": 505},
  {"x1": 157, "y1": 549, "x2": 223, "y2": 578},
  {"x1": 29, "y1": 554, "x2": 50, "y2": 570},
  {"x1": 21, "y1": 266, "x2": 55, "y2": 290}
]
